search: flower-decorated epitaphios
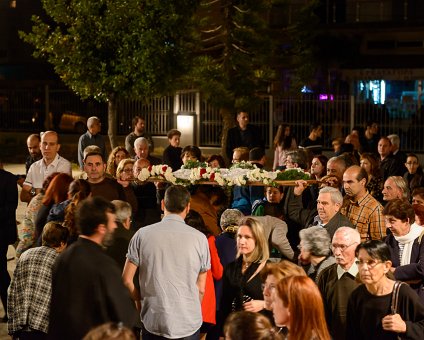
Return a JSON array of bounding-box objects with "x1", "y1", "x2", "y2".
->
[{"x1": 137, "y1": 164, "x2": 310, "y2": 187}]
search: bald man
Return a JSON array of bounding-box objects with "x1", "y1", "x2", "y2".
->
[
  {"x1": 77, "y1": 116, "x2": 107, "y2": 169},
  {"x1": 21, "y1": 131, "x2": 72, "y2": 203},
  {"x1": 341, "y1": 165, "x2": 385, "y2": 241}
]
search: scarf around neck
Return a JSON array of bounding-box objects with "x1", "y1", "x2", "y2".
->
[{"x1": 394, "y1": 223, "x2": 424, "y2": 266}]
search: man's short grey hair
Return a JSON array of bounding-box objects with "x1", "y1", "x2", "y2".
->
[
  {"x1": 387, "y1": 134, "x2": 400, "y2": 148},
  {"x1": 387, "y1": 176, "x2": 409, "y2": 199},
  {"x1": 333, "y1": 226, "x2": 361, "y2": 244},
  {"x1": 299, "y1": 226, "x2": 331, "y2": 257},
  {"x1": 87, "y1": 116, "x2": 100, "y2": 128},
  {"x1": 319, "y1": 186, "x2": 343, "y2": 205},
  {"x1": 134, "y1": 137, "x2": 149, "y2": 148},
  {"x1": 328, "y1": 156, "x2": 347, "y2": 171},
  {"x1": 111, "y1": 200, "x2": 132, "y2": 224},
  {"x1": 287, "y1": 150, "x2": 308, "y2": 170}
]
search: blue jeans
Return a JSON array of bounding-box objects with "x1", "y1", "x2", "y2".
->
[{"x1": 141, "y1": 324, "x2": 200, "y2": 340}]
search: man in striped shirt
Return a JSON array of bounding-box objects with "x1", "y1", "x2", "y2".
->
[{"x1": 341, "y1": 165, "x2": 385, "y2": 241}]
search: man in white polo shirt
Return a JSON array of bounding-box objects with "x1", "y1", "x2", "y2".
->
[{"x1": 20, "y1": 131, "x2": 72, "y2": 203}]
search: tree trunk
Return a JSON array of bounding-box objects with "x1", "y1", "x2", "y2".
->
[
  {"x1": 220, "y1": 107, "x2": 235, "y2": 165},
  {"x1": 107, "y1": 94, "x2": 117, "y2": 149}
]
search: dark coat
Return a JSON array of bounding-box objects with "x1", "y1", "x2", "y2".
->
[
  {"x1": 385, "y1": 233, "x2": 424, "y2": 302},
  {"x1": 49, "y1": 238, "x2": 137, "y2": 340},
  {"x1": 225, "y1": 124, "x2": 264, "y2": 160},
  {"x1": 0, "y1": 169, "x2": 18, "y2": 246}
]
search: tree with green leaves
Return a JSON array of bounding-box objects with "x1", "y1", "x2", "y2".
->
[
  {"x1": 187, "y1": 0, "x2": 278, "y2": 160},
  {"x1": 20, "y1": 0, "x2": 199, "y2": 148}
]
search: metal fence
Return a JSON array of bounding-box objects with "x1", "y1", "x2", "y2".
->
[{"x1": 1, "y1": 87, "x2": 423, "y2": 153}]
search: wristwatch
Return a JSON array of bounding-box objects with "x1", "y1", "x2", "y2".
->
[{"x1": 30, "y1": 188, "x2": 36, "y2": 196}]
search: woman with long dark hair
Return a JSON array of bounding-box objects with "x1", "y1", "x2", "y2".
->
[{"x1": 272, "y1": 124, "x2": 297, "y2": 171}]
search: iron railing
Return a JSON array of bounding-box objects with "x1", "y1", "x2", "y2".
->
[{"x1": 0, "y1": 87, "x2": 422, "y2": 153}]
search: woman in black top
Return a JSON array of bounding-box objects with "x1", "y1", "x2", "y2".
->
[
  {"x1": 347, "y1": 241, "x2": 424, "y2": 340},
  {"x1": 221, "y1": 217, "x2": 270, "y2": 327}
]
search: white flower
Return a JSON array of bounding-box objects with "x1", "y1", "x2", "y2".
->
[
  {"x1": 164, "y1": 171, "x2": 177, "y2": 184},
  {"x1": 138, "y1": 168, "x2": 151, "y2": 182}
]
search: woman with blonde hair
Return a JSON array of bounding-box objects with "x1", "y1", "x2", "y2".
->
[
  {"x1": 116, "y1": 158, "x2": 136, "y2": 182},
  {"x1": 261, "y1": 261, "x2": 306, "y2": 311},
  {"x1": 106, "y1": 146, "x2": 130, "y2": 177},
  {"x1": 221, "y1": 217, "x2": 270, "y2": 327},
  {"x1": 273, "y1": 275, "x2": 330, "y2": 340}
]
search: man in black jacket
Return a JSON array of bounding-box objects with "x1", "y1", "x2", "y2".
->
[{"x1": 0, "y1": 163, "x2": 18, "y2": 323}]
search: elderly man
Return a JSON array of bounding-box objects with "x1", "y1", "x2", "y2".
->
[
  {"x1": 77, "y1": 116, "x2": 107, "y2": 169},
  {"x1": 225, "y1": 111, "x2": 264, "y2": 161},
  {"x1": 388, "y1": 133, "x2": 407, "y2": 167},
  {"x1": 382, "y1": 176, "x2": 409, "y2": 202},
  {"x1": 341, "y1": 165, "x2": 385, "y2": 241},
  {"x1": 49, "y1": 197, "x2": 137, "y2": 340},
  {"x1": 317, "y1": 227, "x2": 361, "y2": 340},
  {"x1": 123, "y1": 185, "x2": 210, "y2": 339},
  {"x1": 21, "y1": 131, "x2": 72, "y2": 203},
  {"x1": 125, "y1": 115, "x2": 154, "y2": 157},
  {"x1": 288, "y1": 186, "x2": 354, "y2": 239},
  {"x1": 105, "y1": 200, "x2": 134, "y2": 270},
  {"x1": 133, "y1": 137, "x2": 161, "y2": 165},
  {"x1": 322, "y1": 155, "x2": 347, "y2": 189}
]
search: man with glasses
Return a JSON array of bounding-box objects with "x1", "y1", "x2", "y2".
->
[{"x1": 317, "y1": 227, "x2": 361, "y2": 340}]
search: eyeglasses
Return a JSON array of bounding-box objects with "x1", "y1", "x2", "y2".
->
[
  {"x1": 261, "y1": 283, "x2": 276, "y2": 292},
  {"x1": 331, "y1": 242, "x2": 357, "y2": 252},
  {"x1": 355, "y1": 259, "x2": 382, "y2": 269}
]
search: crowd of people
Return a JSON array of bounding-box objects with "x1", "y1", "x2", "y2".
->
[{"x1": 1, "y1": 112, "x2": 424, "y2": 339}]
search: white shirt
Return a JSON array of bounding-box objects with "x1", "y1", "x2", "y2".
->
[
  {"x1": 24, "y1": 154, "x2": 72, "y2": 189},
  {"x1": 337, "y1": 260, "x2": 359, "y2": 280}
]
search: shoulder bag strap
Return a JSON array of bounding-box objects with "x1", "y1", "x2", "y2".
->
[{"x1": 391, "y1": 281, "x2": 403, "y2": 315}]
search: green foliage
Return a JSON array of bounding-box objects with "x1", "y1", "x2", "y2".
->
[
  {"x1": 20, "y1": 0, "x2": 200, "y2": 101},
  {"x1": 185, "y1": 0, "x2": 277, "y2": 112},
  {"x1": 181, "y1": 160, "x2": 208, "y2": 169},
  {"x1": 275, "y1": 169, "x2": 310, "y2": 181}
]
